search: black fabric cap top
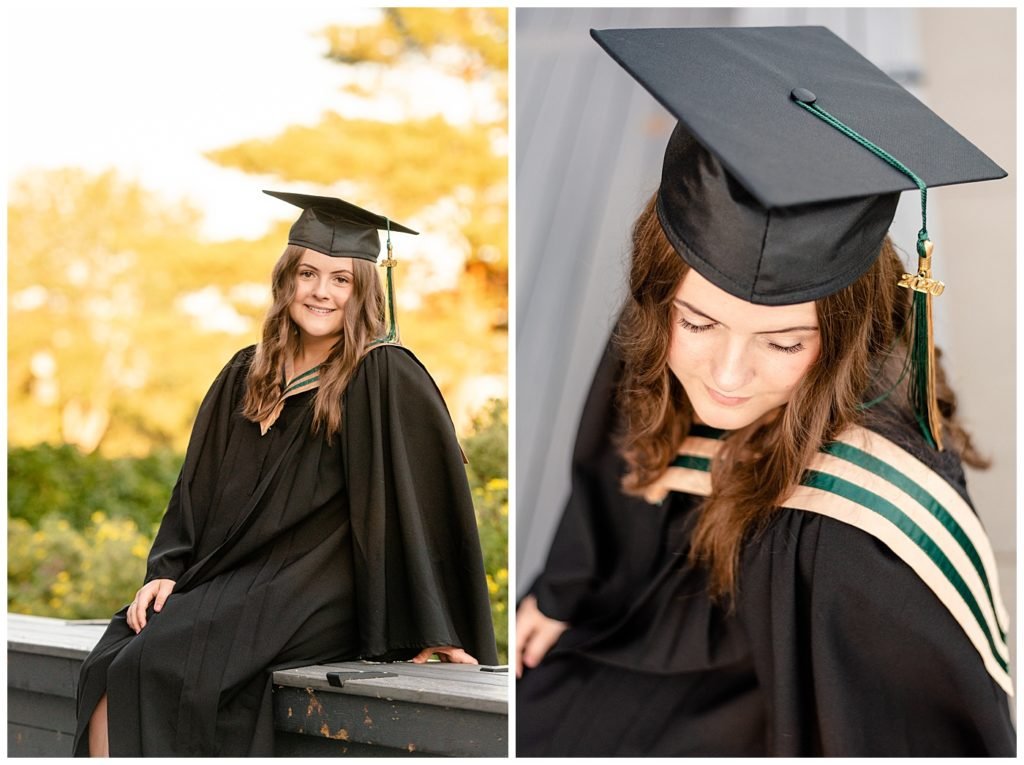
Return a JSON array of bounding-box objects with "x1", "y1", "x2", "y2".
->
[
  {"x1": 590, "y1": 26, "x2": 1006, "y2": 305},
  {"x1": 264, "y1": 190, "x2": 418, "y2": 262}
]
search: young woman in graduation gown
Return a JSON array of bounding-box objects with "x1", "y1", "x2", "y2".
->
[
  {"x1": 516, "y1": 27, "x2": 1014, "y2": 757},
  {"x1": 73, "y1": 192, "x2": 498, "y2": 757}
]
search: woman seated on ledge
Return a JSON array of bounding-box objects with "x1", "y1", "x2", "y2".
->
[{"x1": 75, "y1": 191, "x2": 497, "y2": 757}]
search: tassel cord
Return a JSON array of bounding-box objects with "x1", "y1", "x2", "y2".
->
[{"x1": 793, "y1": 98, "x2": 942, "y2": 449}]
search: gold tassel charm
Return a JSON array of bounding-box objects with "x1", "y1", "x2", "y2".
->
[{"x1": 897, "y1": 240, "x2": 945, "y2": 297}]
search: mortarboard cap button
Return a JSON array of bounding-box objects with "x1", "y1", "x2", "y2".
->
[{"x1": 790, "y1": 88, "x2": 817, "y2": 104}]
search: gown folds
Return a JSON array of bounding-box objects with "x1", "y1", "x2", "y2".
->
[
  {"x1": 73, "y1": 344, "x2": 497, "y2": 757},
  {"x1": 518, "y1": 341, "x2": 1015, "y2": 757}
]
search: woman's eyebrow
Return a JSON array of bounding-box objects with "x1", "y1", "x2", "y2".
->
[
  {"x1": 754, "y1": 324, "x2": 819, "y2": 335},
  {"x1": 299, "y1": 262, "x2": 353, "y2": 276},
  {"x1": 676, "y1": 299, "x2": 721, "y2": 324},
  {"x1": 676, "y1": 299, "x2": 818, "y2": 334}
]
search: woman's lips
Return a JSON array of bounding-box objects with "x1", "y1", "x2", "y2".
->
[
  {"x1": 305, "y1": 305, "x2": 335, "y2": 316},
  {"x1": 704, "y1": 384, "x2": 750, "y2": 406}
]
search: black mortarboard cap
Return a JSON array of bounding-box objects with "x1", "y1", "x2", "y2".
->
[
  {"x1": 263, "y1": 190, "x2": 418, "y2": 262},
  {"x1": 591, "y1": 26, "x2": 1006, "y2": 305}
]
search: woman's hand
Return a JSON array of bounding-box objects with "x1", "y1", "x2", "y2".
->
[
  {"x1": 515, "y1": 594, "x2": 569, "y2": 678},
  {"x1": 410, "y1": 646, "x2": 479, "y2": 664},
  {"x1": 126, "y1": 578, "x2": 175, "y2": 634}
]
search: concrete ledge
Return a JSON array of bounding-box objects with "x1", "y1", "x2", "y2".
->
[{"x1": 7, "y1": 613, "x2": 508, "y2": 757}]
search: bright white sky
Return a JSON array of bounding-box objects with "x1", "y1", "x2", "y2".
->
[{"x1": 7, "y1": 2, "x2": 497, "y2": 242}]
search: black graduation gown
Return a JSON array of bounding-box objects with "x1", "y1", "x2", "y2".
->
[
  {"x1": 73, "y1": 344, "x2": 497, "y2": 757},
  {"x1": 517, "y1": 342, "x2": 1015, "y2": 757}
]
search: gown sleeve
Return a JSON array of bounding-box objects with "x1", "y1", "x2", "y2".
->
[
  {"x1": 341, "y1": 344, "x2": 498, "y2": 665},
  {"x1": 144, "y1": 346, "x2": 254, "y2": 583},
  {"x1": 529, "y1": 338, "x2": 671, "y2": 627},
  {"x1": 740, "y1": 507, "x2": 1016, "y2": 756}
]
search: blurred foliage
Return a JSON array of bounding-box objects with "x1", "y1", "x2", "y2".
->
[
  {"x1": 463, "y1": 398, "x2": 509, "y2": 663},
  {"x1": 8, "y1": 443, "x2": 179, "y2": 530},
  {"x1": 8, "y1": 400, "x2": 509, "y2": 662},
  {"x1": 9, "y1": 514, "x2": 150, "y2": 619},
  {"x1": 323, "y1": 8, "x2": 507, "y2": 73},
  {"x1": 464, "y1": 398, "x2": 508, "y2": 490},
  {"x1": 207, "y1": 115, "x2": 505, "y2": 230},
  {"x1": 8, "y1": 169, "x2": 280, "y2": 454}
]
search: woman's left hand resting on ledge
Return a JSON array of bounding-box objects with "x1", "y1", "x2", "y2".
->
[
  {"x1": 126, "y1": 578, "x2": 176, "y2": 634},
  {"x1": 410, "y1": 646, "x2": 479, "y2": 664}
]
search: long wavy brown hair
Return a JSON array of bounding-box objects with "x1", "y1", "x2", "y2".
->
[
  {"x1": 241, "y1": 245, "x2": 385, "y2": 440},
  {"x1": 616, "y1": 195, "x2": 986, "y2": 601}
]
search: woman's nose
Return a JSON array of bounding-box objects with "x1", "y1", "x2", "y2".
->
[
  {"x1": 311, "y1": 278, "x2": 330, "y2": 298},
  {"x1": 710, "y1": 338, "x2": 753, "y2": 392}
]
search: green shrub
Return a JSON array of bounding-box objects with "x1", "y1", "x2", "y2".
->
[
  {"x1": 8, "y1": 444, "x2": 180, "y2": 530},
  {"x1": 462, "y1": 398, "x2": 509, "y2": 664},
  {"x1": 9, "y1": 513, "x2": 150, "y2": 619}
]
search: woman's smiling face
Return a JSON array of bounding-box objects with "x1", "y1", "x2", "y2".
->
[
  {"x1": 288, "y1": 249, "x2": 354, "y2": 344},
  {"x1": 668, "y1": 269, "x2": 821, "y2": 430}
]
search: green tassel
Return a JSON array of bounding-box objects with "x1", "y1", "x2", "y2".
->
[
  {"x1": 384, "y1": 249, "x2": 399, "y2": 344},
  {"x1": 902, "y1": 236, "x2": 944, "y2": 450},
  {"x1": 368, "y1": 218, "x2": 400, "y2": 348},
  {"x1": 907, "y1": 290, "x2": 936, "y2": 448}
]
